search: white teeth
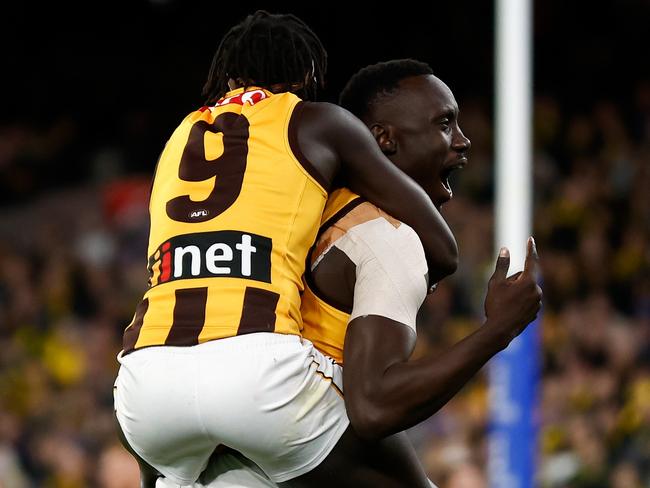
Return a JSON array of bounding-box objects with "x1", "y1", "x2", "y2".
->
[{"x1": 444, "y1": 180, "x2": 453, "y2": 199}]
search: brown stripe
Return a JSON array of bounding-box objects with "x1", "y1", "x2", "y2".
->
[
  {"x1": 317, "y1": 197, "x2": 365, "y2": 239},
  {"x1": 165, "y1": 288, "x2": 208, "y2": 346},
  {"x1": 287, "y1": 101, "x2": 330, "y2": 192},
  {"x1": 122, "y1": 298, "x2": 149, "y2": 354},
  {"x1": 237, "y1": 287, "x2": 280, "y2": 335},
  {"x1": 311, "y1": 360, "x2": 344, "y2": 398}
]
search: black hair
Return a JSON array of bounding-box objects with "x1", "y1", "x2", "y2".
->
[
  {"x1": 202, "y1": 10, "x2": 327, "y2": 104},
  {"x1": 339, "y1": 59, "x2": 433, "y2": 120}
]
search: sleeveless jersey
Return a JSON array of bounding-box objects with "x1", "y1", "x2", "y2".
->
[
  {"x1": 301, "y1": 188, "x2": 404, "y2": 364},
  {"x1": 123, "y1": 87, "x2": 328, "y2": 354}
]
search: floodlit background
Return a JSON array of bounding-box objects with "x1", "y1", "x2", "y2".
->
[{"x1": 0, "y1": 1, "x2": 648, "y2": 487}]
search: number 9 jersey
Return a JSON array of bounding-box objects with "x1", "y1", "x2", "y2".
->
[{"x1": 122, "y1": 87, "x2": 328, "y2": 354}]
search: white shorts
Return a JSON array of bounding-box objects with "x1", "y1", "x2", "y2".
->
[{"x1": 114, "y1": 333, "x2": 348, "y2": 485}]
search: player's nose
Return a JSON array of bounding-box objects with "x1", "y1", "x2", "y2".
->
[{"x1": 452, "y1": 127, "x2": 471, "y2": 153}]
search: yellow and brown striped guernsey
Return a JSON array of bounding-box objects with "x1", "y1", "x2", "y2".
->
[
  {"x1": 301, "y1": 188, "x2": 401, "y2": 364},
  {"x1": 123, "y1": 87, "x2": 328, "y2": 354}
]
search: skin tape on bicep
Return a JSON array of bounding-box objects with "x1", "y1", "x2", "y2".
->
[{"x1": 333, "y1": 218, "x2": 428, "y2": 331}]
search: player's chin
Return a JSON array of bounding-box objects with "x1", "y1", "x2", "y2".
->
[
  {"x1": 426, "y1": 180, "x2": 453, "y2": 210},
  {"x1": 434, "y1": 199, "x2": 449, "y2": 212},
  {"x1": 434, "y1": 186, "x2": 453, "y2": 210}
]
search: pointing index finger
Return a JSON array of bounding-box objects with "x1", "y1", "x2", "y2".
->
[{"x1": 523, "y1": 236, "x2": 538, "y2": 278}]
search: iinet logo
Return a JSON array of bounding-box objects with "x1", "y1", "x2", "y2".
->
[{"x1": 148, "y1": 231, "x2": 272, "y2": 286}]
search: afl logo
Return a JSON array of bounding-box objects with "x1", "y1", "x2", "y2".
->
[{"x1": 190, "y1": 209, "x2": 209, "y2": 219}]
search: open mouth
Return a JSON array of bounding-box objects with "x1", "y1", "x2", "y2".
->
[{"x1": 439, "y1": 158, "x2": 467, "y2": 197}]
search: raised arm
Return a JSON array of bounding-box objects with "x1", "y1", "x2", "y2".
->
[
  {"x1": 296, "y1": 101, "x2": 457, "y2": 284},
  {"x1": 344, "y1": 239, "x2": 542, "y2": 440}
]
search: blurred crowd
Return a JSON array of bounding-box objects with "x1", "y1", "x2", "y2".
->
[{"x1": 0, "y1": 82, "x2": 648, "y2": 487}]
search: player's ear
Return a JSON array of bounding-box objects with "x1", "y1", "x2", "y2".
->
[{"x1": 369, "y1": 124, "x2": 397, "y2": 155}]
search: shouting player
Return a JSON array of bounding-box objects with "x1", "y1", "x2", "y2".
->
[{"x1": 292, "y1": 59, "x2": 542, "y2": 486}]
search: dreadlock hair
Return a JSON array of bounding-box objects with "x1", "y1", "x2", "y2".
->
[
  {"x1": 202, "y1": 10, "x2": 327, "y2": 104},
  {"x1": 339, "y1": 59, "x2": 433, "y2": 121}
]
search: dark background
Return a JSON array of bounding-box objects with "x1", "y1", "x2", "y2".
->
[{"x1": 2, "y1": 0, "x2": 648, "y2": 203}]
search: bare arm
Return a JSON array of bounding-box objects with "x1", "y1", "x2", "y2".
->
[
  {"x1": 297, "y1": 102, "x2": 457, "y2": 284},
  {"x1": 344, "y1": 240, "x2": 542, "y2": 440}
]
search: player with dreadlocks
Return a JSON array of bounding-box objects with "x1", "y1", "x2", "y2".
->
[
  {"x1": 202, "y1": 11, "x2": 327, "y2": 103},
  {"x1": 113, "y1": 11, "x2": 457, "y2": 488}
]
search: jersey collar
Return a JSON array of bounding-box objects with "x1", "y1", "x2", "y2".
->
[{"x1": 216, "y1": 86, "x2": 274, "y2": 107}]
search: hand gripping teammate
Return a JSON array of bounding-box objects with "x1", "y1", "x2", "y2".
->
[{"x1": 113, "y1": 13, "x2": 458, "y2": 488}]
